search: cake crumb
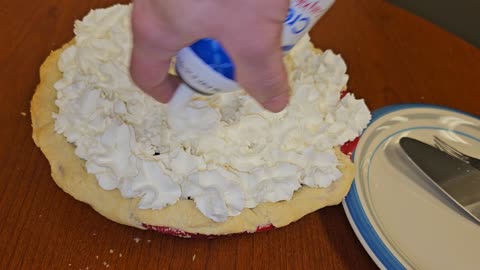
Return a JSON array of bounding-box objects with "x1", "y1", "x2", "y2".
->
[
  {"x1": 192, "y1": 254, "x2": 196, "y2": 261},
  {"x1": 147, "y1": 239, "x2": 151, "y2": 243},
  {"x1": 68, "y1": 264, "x2": 71, "y2": 267},
  {"x1": 109, "y1": 249, "x2": 114, "y2": 254},
  {"x1": 103, "y1": 261, "x2": 107, "y2": 266},
  {"x1": 92, "y1": 233, "x2": 96, "y2": 236},
  {"x1": 420, "y1": 96, "x2": 425, "y2": 100},
  {"x1": 20, "y1": 112, "x2": 26, "y2": 116},
  {"x1": 119, "y1": 253, "x2": 123, "y2": 258},
  {"x1": 133, "y1": 237, "x2": 141, "y2": 243},
  {"x1": 95, "y1": 256, "x2": 99, "y2": 260}
]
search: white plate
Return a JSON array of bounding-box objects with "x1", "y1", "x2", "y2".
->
[{"x1": 343, "y1": 104, "x2": 480, "y2": 270}]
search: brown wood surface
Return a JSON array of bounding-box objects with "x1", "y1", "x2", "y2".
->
[{"x1": 0, "y1": 0, "x2": 478, "y2": 269}]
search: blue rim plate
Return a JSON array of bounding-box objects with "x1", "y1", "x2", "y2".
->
[{"x1": 342, "y1": 104, "x2": 480, "y2": 270}]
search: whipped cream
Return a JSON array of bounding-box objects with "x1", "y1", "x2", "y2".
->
[{"x1": 53, "y1": 4, "x2": 371, "y2": 222}]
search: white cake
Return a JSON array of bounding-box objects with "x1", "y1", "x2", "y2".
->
[{"x1": 31, "y1": 4, "x2": 371, "y2": 235}]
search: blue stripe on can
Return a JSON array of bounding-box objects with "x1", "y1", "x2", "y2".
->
[{"x1": 189, "y1": 38, "x2": 235, "y2": 80}]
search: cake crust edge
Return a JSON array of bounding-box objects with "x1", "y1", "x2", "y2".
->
[{"x1": 30, "y1": 43, "x2": 355, "y2": 235}]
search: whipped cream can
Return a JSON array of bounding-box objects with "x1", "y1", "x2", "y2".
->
[{"x1": 174, "y1": 0, "x2": 335, "y2": 95}]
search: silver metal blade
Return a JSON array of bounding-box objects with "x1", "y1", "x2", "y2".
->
[{"x1": 399, "y1": 137, "x2": 480, "y2": 223}]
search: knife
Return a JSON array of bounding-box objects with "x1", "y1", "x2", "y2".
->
[{"x1": 399, "y1": 137, "x2": 480, "y2": 223}]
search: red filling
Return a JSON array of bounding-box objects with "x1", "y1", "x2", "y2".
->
[{"x1": 143, "y1": 223, "x2": 276, "y2": 238}]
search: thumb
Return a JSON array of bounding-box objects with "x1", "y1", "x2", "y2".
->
[{"x1": 225, "y1": 38, "x2": 290, "y2": 113}]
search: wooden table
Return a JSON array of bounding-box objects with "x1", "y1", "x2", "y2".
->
[{"x1": 1, "y1": 0, "x2": 478, "y2": 269}]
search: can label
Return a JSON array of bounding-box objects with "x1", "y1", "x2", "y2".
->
[
  {"x1": 176, "y1": 46, "x2": 239, "y2": 94},
  {"x1": 282, "y1": 0, "x2": 335, "y2": 52}
]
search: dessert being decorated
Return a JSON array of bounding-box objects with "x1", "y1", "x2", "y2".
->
[{"x1": 31, "y1": 4, "x2": 371, "y2": 236}]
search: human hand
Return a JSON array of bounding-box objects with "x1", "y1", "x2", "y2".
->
[{"x1": 130, "y1": 0, "x2": 290, "y2": 112}]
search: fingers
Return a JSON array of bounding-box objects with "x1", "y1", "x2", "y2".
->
[
  {"x1": 130, "y1": 0, "x2": 180, "y2": 103},
  {"x1": 130, "y1": 0, "x2": 290, "y2": 111},
  {"x1": 224, "y1": 33, "x2": 290, "y2": 112}
]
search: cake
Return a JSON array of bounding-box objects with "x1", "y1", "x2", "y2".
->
[{"x1": 31, "y1": 4, "x2": 370, "y2": 237}]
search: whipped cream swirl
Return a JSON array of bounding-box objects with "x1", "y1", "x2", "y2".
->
[{"x1": 53, "y1": 4, "x2": 371, "y2": 222}]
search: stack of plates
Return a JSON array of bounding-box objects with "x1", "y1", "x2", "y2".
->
[{"x1": 343, "y1": 104, "x2": 480, "y2": 270}]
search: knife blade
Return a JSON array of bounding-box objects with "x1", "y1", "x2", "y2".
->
[{"x1": 399, "y1": 137, "x2": 480, "y2": 223}]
